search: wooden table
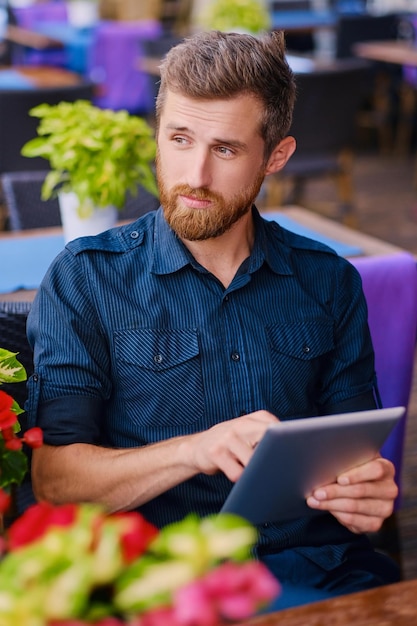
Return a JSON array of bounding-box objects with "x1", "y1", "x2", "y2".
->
[
  {"x1": 0, "y1": 65, "x2": 84, "y2": 88},
  {"x1": 354, "y1": 40, "x2": 417, "y2": 68},
  {"x1": 241, "y1": 578, "x2": 417, "y2": 626},
  {"x1": 5, "y1": 24, "x2": 63, "y2": 51},
  {"x1": 0, "y1": 206, "x2": 406, "y2": 304},
  {"x1": 268, "y1": 206, "x2": 404, "y2": 256},
  {"x1": 353, "y1": 40, "x2": 417, "y2": 155}
]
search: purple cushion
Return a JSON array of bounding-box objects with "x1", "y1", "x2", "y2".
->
[{"x1": 351, "y1": 252, "x2": 417, "y2": 506}]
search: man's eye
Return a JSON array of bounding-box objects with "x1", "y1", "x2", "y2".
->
[
  {"x1": 217, "y1": 146, "x2": 234, "y2": 156},
  {"x1": 173, "y1": 136, "x2": 187, "y2": 144}
]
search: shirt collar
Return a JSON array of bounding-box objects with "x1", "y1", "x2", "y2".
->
[
  {"x1": 151, "y1": 208, "x2": 194, "y2": 275},
  {"x1": 151, "y1": 206, "x2": 293, "y2": 277}
]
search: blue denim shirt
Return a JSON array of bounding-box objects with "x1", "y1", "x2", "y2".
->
[{"x1": 26, "y1": 206, "x2": 378, "y2": 555}]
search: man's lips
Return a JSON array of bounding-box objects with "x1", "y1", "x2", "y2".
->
[{"x1": 179, "y1": 194, "x2": 212, "y2": 209}]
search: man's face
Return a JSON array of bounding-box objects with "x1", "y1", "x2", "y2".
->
[{"x1": 156, "y1": 90, "x2": 267, "y2": 241}]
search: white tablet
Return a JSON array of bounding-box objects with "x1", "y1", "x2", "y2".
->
[{"x1": 220, "y1": 406, "x2": 405, "y2": 525}]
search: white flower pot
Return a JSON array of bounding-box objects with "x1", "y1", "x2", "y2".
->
[
  {"x1": 67, "y1": 0, "x2": 98, "y2": 27},
  {"x1": 59, "y1": 191, "x2": 118, "y2": 244}
]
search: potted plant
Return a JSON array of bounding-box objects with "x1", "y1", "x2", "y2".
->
[
  {"x1": 196, "y1": 0, "x2": 271, "y2": 35},
  {"x1": 21, "y1": 99, "x2": 158, "y2": 242}
]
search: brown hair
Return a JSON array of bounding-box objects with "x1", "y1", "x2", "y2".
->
[{"x1": 156, "y1": 30, "x2": 296, "y2": 159}]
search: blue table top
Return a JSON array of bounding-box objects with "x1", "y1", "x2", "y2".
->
[
  {"x1": 0, "y1": 69, "x2": 35, "y2": 89},
  {"x1": 0, "y1": 213, "x2": 362, "y2": 295},
  {"x1": 271, "y1": 9, "x2": 338, "y2": 30},
  {"x1": 34, "y1": 21, "x2": 94, "y2": 46}
]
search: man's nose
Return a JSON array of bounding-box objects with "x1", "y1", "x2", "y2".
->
[{"x1": 186, "y1": 149, "x2": 212, "y2": 189}]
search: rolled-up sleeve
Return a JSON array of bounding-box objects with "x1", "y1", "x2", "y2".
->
[{"x1": 26, "y1": 246, "x2": 112, "y2": 446}]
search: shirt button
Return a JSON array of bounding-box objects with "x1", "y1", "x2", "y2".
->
[
  {"x1": 224, "y1": 295, "x2": 229, "y2": 302},
  {"x1": 263, "y1": 523, "x2": 269, "y2": 528},
  {"x1": 32, "y1": 374, "x2": 39, "y2": 382},
  {"x1": 130, "y1": 231, "x2": 139, "y2": 239},
  {"x1": 231, "y1": 352, "x2": 240, "y2": 362},
  {"x1": 153, "y1": 354, "x2": 163, "y2": 364},
  {"x1": 303, "y1": 344, "x2": 310, "y2": 354}
]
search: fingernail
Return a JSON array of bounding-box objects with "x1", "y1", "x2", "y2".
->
[{"x1": 313, "y1": 489, "x2": 326, "y2": 500}]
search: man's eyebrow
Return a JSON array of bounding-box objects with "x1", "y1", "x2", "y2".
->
[
  {"x1": 165, "y1": 123, "x2": 193, "y2": 133},
  {"x1": 165, "y1": 123, "x2": 248, "y2": 151},
  {"x1": 213, "y1": 137, "x2": 248, "y2": 151}
]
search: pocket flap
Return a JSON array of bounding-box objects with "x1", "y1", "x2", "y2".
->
[
  {"x1": 114, "y1": 328, "x2": 200, "y2": 371},
  {"x1": 267, "y1": 319, "x2": 334, "y2": 361}
]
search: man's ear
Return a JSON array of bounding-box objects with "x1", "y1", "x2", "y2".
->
[{"x1": 265, "y1": 136, "x2": 296, "y2": 175}]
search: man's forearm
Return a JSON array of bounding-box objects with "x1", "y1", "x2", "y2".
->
[{"x1": 31, "y1": 437, "x2": 197, "y2": 512}]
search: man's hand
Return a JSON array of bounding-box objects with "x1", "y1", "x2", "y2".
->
[
  {"x1": 190, "y1": 410, "x2": 279, "y2": 483},
  {"x1": 306, "y1": 455, "x2": 398, "y2": 534}
]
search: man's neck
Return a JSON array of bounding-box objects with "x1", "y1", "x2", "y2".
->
[{"x1": 181, "y1": 212, "x2": 255, "y2": 288}]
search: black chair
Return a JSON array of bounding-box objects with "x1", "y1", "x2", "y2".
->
[
  {"x1": 0, "y1": 81, "x2": 95, "y2": 174},
  {"x1": 335, "y1": 12, "x2": 401, "y2": 60},
  {"x1": 1, "y1": 169, "x2": 160, "y2": 231},
  {"x1": 267, "y1": 60, "x2": 370, "y2": 225},
  {"x1": 1, "y1": 170, "x2": 61, "y2": 230},
  {"x1": 0, "y1": 301, "x2": 36, "y2": 521},
  {"x1": 117, "y1": 186, "x2": 160, "y2": 221},
  {"x1": 141, "y1": 34, "x2": 184, "y2": 112},
  {"x1": 335, "y1": 12, "x2": 403, "y2": 153}
]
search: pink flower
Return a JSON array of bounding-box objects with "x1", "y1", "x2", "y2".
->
[
  {"x1": 174, "y1": 582, "x2": 218, "y2": 626},
  {"x1": 131, "y1": 606, "x2": 178, "y2": 626}
]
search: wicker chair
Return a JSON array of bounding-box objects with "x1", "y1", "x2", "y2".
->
[
  {"x1": 0, "y1": 81, "x2": 95, "y2": 175},
  {"x1": 0, "y1": 301, "x2": 36, "y2": 522},
  {"x1": 267, "y1": 60, "x2": 370, "y2": 226},
  {"x1": 1, "y1": 170, "x2": 61, "y2": 230},
  {"x1": 1, "y1": 169, "x2": 160, "y2": 231}
]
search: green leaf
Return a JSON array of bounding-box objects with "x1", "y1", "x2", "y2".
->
[
  {"x1": 0, "y1": 348, "x2": 27, "y2": 384},
  {"x1": 0, "y1": 443, "x2": 28, "y2": 489},
  {"x1": 21, "y1": 100, "x2": 158, "y2": 210}
]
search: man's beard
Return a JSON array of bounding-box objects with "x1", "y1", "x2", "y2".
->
[{"x1": 156, "y1": 155, "x2": 265, "y2": 241}]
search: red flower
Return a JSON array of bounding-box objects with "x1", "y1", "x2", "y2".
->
[
  {"x1": 0, "y1": 488, "x2": 11, "y2": 515},
  {"x1": 1, "y1": 427, "x2": 14, "y2": 441},
  {"x1": 114, "y1": 511, "x2": 159, "y2": 563},
  {"x1": 4, "y1": 437, "x2": 22, "y2": 451},
  {"x1": 0, "y1": 390, "x2": 17, "y2": 430},
  {"x1": 8, "y1": 501, "x2": 78, "y2": 550},
  {"x1": 23, "y1": 427, "x2": 44, "y2": 449}
]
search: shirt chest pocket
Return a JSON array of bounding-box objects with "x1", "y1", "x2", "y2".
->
[
  {"x1": 266, "y1": 319, "x2": 335, "y2": 416},
  {"x1": 113, "y1": 328, "x2": 204, "y2": 430},
  {"x1": 267, "y1": 319, "x2": 335, "y2": 361}
]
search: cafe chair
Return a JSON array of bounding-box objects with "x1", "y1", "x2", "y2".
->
[
  {"x1": 1, "y1": 169, "x2": 160, "y2": 231},
  {"x1": 0, "y1": 301, "x2": 36, "y2": 523},
  {"x1": 88, "y1": 19, "x2": 162, "y2": 115},
  {"x1": 10, "y1": 0, "x2": 68, "y2": 67},
  {"x1": 350, "y1": 252, "x2": 417, "y2": 565},
  {"x1": 335, "y1": 12, "x2": 403, "y2": 154},
  {"x1": 1, "y1": 170, "x2": 61, "y2": 231},
  {"x1": 267, "y1": 60, "x2": 370, "y2": 226},
  {"x1": 335, "y1": 12, "x2": 401, "y2": 60},
  {"x1": 118, "y1": 187, "x2": 160, "y2": 221},
  {"x1": 0, "y1": 82, "x2": 95, "y2": 175}
]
